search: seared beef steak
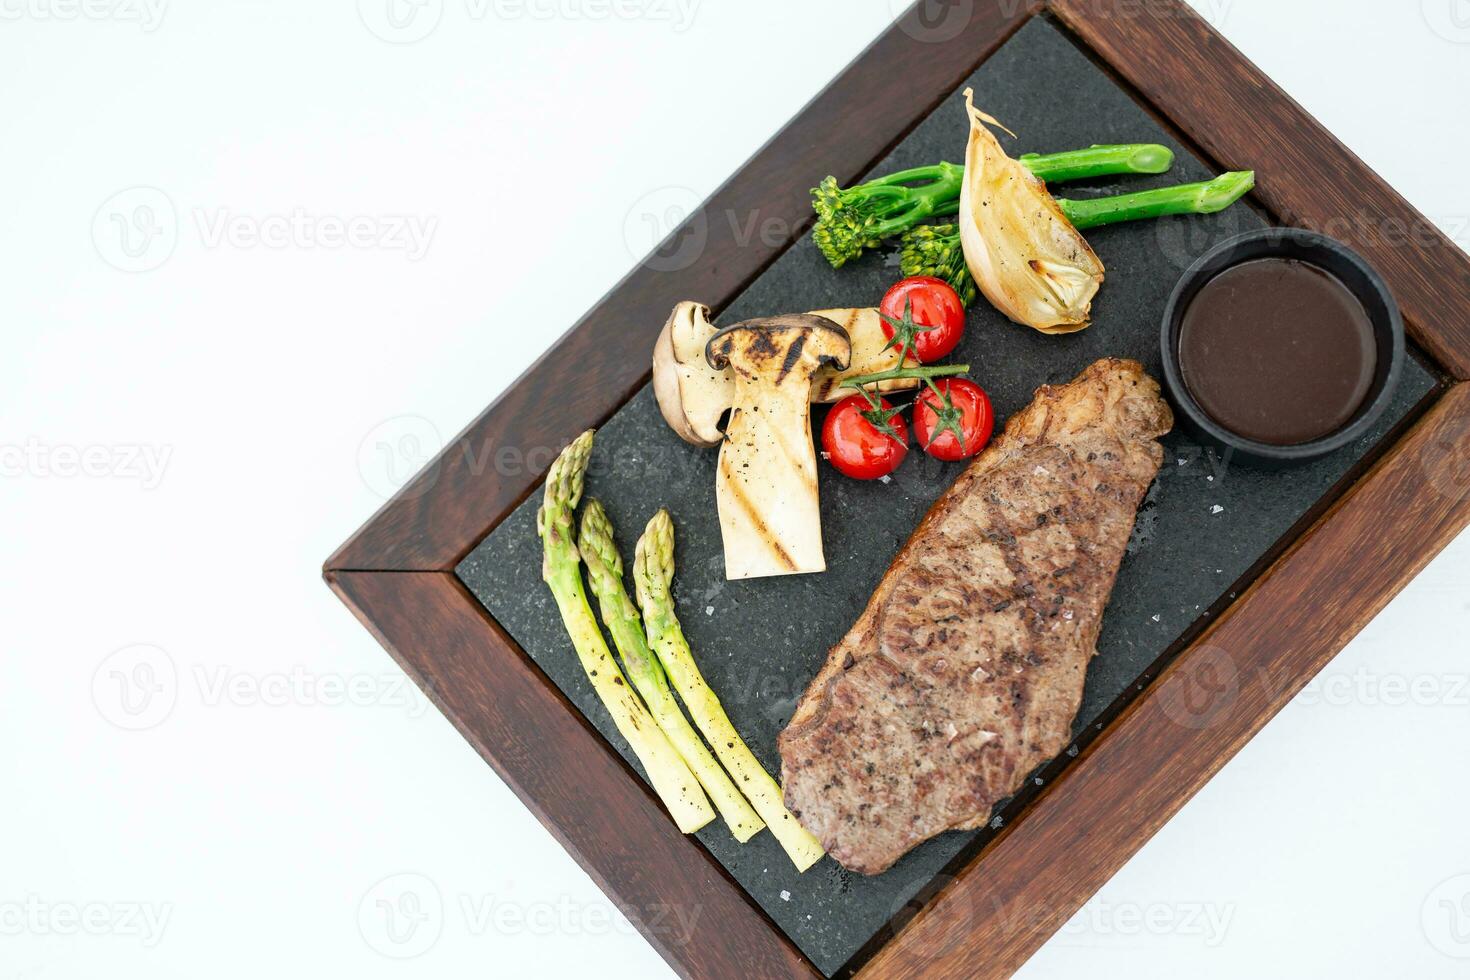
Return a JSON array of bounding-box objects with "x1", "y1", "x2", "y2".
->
[{"x1": 779, "y1": 359, "x2": 1172, "y2": 874}]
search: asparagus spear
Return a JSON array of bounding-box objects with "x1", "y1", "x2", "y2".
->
[
  {"x1": 812, "y1": 144, "x2": 1175, "y2": 268},
  {"x1": 633, "y1": 510, "x2": 826, "y2": 873},
  {"x1": 537, "y1": 432, "x2": 714, "y2": 834},
  {"x1": 901, "y1": 172, "x2": 1257, "y2": 306},
  {"x1": 578, "y1": 499, "x2": 765, "y2": 843}
]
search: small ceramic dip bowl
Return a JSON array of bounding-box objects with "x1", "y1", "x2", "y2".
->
[{"x1": 1160, "y1": 228, "x2": 1404, "y2": 467}]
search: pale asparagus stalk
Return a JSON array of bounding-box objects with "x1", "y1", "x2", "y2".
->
[
  {"x1": 538, "y1": 432, "x2": 714, "y2": 834},
  {"x1": 578, "y1": 499, "x2": 765, "y2": 843},
  {"x1": 633, "y1": 510, "x2": 826, "y2": 872}
]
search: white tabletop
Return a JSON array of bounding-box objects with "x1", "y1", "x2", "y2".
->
[{"x1": 2, "y1": 1, "x2": 1466, "y2": 976}]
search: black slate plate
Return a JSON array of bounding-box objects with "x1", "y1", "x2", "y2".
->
[{"x1": 457, "y1": 18, "x2": 1438, "y2": 977}]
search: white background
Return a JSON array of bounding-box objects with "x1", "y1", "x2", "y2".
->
[{"x1": 2, "y1": 0, "x2": 1468, "y2": 976}]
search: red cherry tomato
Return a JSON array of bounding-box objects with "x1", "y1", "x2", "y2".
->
[
  {"x1": 879, "y1": 276, "x2": 966, "y2": 364},
  {"x1": 914, "y1": 379, "x2": 993, "y2": 462},
  {"x1": 821, "y1": 395, "x2": 909, "y2": 480}
]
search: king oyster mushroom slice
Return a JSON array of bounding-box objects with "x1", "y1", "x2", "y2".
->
[
  {"x1": 705, "y1": 315, "x2": 851, "y2": 580},
  {"x1": 652, "y1": 301, "x2": 920, "y2": 447}
]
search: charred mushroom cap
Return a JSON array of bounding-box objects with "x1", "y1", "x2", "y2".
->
[
  {"x1": 651, "y1": 302, "x2": 727, "y2": 448},
  {"x1": 704, "y1": 314, "x2": 852, "y2": 378}
]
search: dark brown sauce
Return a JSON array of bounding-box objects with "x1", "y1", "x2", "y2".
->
[{"x1": 1178, "y1": 258, "x2": 1377, "y2": 446}]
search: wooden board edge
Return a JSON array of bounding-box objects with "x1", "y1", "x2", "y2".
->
[
  {"x1": 324, "y1": 0, "x2": 1042, "y2": 574},
  {"x1": 859, "y1": 382, "x2": 1470, "y2": 979},
  {"x1": 1047, "y1": 0, "x2": 1470, "y2": 380},
  {"x1": 326, "y1": 568, "x2": 819, "y2": 980}
]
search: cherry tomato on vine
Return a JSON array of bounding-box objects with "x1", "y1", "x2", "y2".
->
[
  {"x1": 821, "y1": 394, "x2": 909, "y2": 480},
  {"x1": 879, "y1": 276, "x2": 966, "y2": 364},
  {"x1": 914, "y1": 378, "x2": 993, "y2": 462}
]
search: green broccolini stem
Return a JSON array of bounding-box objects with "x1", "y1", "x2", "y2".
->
[
  {"x1": 578, "y1": 500, "x2": 765, "y2": 844},
  {"x1": 812, "y1": 163, "x2": 964, "y2": 268},
  {"x1": 634, "y1": 510, "x2": 827, "y2": 873},
  {"x1": 811, "y1": 144, "x2": 1176, "y2": 268},
  {"x1": 1020, "y1": 143, "x2": 1174, "y2": 183},
  {"x1": 1057, "y1": 171, "x2": 1256, "y2": 229},
  {"x1": 538, "y1": 432, "x2": 714, "y2": 835}
]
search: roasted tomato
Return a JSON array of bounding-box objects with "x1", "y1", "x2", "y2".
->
[
  {"x1": 821, "y1": 395, "x2": 909, "y2": 480},
  {"x1": 914, "y1": 378, "x2": 993, "y2": 461},
  {"x1": 879, "y1": 276, "x2": 966, "y2": 364}
]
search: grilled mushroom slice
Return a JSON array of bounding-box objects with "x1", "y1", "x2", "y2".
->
[
  {"x1": 652, "y1": 302, "x2": 918, "y2": 447},
  {"x1": 652, "y1": 302, "x2": 729, "y2": 448},
  {"x1": 705, "y1": 315, "x2": 852, "y2": 580}
]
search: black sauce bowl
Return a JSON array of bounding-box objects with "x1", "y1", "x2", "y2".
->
[{"x1": 1160, "y1": 228, "x2": 1405, "y2": 468}]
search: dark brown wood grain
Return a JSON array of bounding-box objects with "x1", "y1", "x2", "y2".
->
[
  {"x1": 1050, "y1": 0, "x2": 1470, "y2": 380},
  {"x1": 326, "y1": 0, "x2": 1041, "y2": 573},
  {"x1": 328, "y1": 569, "x2": 819, "y2": 980},
  {"x1": 324, "y1": 2, "x2": 1470, "y2": 978},
  {"x1": 863, "y1": 380, "x2": 1470, "y2": 980}
]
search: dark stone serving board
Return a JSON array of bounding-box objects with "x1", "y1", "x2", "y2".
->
[{"x1": 457, "y1": 17, "x2": 1438, "y2": 977}]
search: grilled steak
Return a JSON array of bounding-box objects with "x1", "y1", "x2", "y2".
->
[{"x1": 779, "y1": 359, "x2": 1172, "y2": 874}]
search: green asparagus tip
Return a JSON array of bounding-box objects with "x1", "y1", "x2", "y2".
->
[
  {"x1": 1199, "y1": 170, "x2": 1255, "y2": 212},
  {"x1": 577, "y1": 498, "x2": 623, "y2": 579},
  {"x1": 539, "y1": 431, "x2": 595, "y2": 581},
  {"x1": 634, "y1": 510, "x2": 676, "y2": 604},
  {"x1": 543, "y1": 430, "x2": 594, "y2": 518}
]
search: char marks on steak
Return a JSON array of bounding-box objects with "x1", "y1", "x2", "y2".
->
[{"x1": 778, "y1": 359, "x2": 1173, "y2": 874}]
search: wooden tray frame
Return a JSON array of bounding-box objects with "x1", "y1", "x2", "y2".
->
[{"x1": 325, "y1": 3, "x2": 1470, "y2": 976}]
